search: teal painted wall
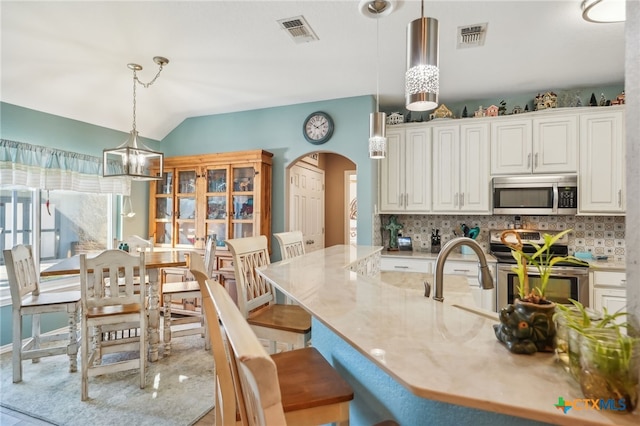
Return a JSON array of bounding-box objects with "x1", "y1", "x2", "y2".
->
[{"x1": 161, "y1": 95, "x2": 378, "y2": 248}]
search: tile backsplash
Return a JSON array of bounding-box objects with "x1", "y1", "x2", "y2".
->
[{"x1": 374, "y1": 214, "x2": 626, "y2": 262}]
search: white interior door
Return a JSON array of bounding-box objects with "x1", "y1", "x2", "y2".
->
[{"x1": 289, "y1": 163, "x2": 324, "y2": 252}]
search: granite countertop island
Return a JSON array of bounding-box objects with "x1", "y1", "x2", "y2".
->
[{"x1": 257, "y1": 245, "x2": 638, "y2": 426}]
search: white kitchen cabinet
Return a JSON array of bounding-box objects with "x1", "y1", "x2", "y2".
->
[
  {"x1": 432, "y1": 122, "x2": 490, "y2": 213},
  {"x1": 490, "y1": 118, "x2": 532, "y2": 175},
  {"x1": 490, "y1": 113, "x2": 577, "y2": 175},
  {"x1": 578, "y1": 107, "x2": 625, "y2": 214},
  {"x1": 380, "y1": 256, "x2": 431, "y2": 273},
  {"x1": 590, "y1": 270, "x2": 626, "y2": 315},
  {"x1": 379, "y1": 126, "x2": 432, "y2": 213},
  {"x1": 442, "y1": 259, "x2": 496, "y2": 312}
]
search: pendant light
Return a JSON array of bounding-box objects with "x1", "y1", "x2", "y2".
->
[
  {"x1": 103, "y1": 56, "x2": 169, "y2": 180},
  {"x1": 360, "y1": 1, "x2": 395, "y2": 159},
  {"x1": 581, "y1": 0, "x2": 625, "y2": 23},
  {"x1": 405, "y1": 0, "x2": 439, "y2": 111}
]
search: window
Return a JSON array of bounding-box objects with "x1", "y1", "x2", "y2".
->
[{"x1": 1, "y1": 188, "x2": 115, "y2": 288}]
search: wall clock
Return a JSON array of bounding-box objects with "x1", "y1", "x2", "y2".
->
[{"x1": 303, "y1": 111, "x2": 334, "y2": 145}]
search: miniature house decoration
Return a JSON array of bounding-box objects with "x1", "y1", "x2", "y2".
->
[
  {"x1": 485, "y1": 105, "x2": 499, "y2": 117},
  {"x1": 534, "y1": 91, "x2": 558, "y2": 110},
  {"x1": 386, "y1": 112, "x2": 404, "y2": 125}
]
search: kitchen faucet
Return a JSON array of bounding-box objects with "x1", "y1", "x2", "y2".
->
[{"x1": 425, "y1": 237, "x2": 494, "y2": 302}]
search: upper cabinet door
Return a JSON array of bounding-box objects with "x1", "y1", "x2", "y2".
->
[
  {"x1": 459, "y1": 123, "x2": 490, "y2": 212},
  {"x1": 490, "y1": 119, "x2": 532, "y2": 174},
  {"x1": 532, "y1": 114, "x2": 578, "y2": 174},
  {"x1": 579, "y1": 108, "x2": 625, "y2": 214},
  {"x1": 378, "y1": 126, "x2": 431, "y2": 213},
  {"x1": 404, "y1": 127, "x2": 431, "y2": 212},
  {"x1": 432, "y1": 122, "x2": 490, "y2": 213},
  {"x1": 378, "y1": 129, "x2": 404, "y2": 212}
]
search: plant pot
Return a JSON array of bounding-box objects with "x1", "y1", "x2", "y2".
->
[
  {"x1": 579, "y1": 330, "x2": 640, "y2": 414},
  {"x1": 554, "y1": 306, "x2": 602, "y2": 380},
  {"x1": 493, "y1": 299, "x2": 556, "y2": 354}
]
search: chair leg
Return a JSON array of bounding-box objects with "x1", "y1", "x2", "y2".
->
[
  {"x1": 67, "y1": 305, "x2": 79, "y2": 373},
  {"x1": 140, "y1": 314, "x2": 147, "y2": 390},
  {"x1": 81, "y1": 318, "x2": 89, "y2": 401},
  {"x1": 12, "y1": 309, "x2": 22, "y2": 383},
  {"x1": 163, "y1": 294, "x2": 172, "y2": 356},
  {"x1": 31, "y1": 313, "x2": 41, "y2": 363}
]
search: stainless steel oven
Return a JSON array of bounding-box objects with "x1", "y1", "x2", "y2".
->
[
  {"x1": 490, "y1": 228, "x2": 590, "y2": 310},
  {"x1": 496, "y1": 264, "x2": 589, "y2": 308}
]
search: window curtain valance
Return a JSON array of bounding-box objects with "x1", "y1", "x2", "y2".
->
[{"x1": 0, "y1": 139, "x2": 130, "y2": 195}]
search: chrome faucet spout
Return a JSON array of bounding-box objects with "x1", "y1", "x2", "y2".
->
[{"x1": 430, "y1": 237, "x2": 494, "y2": 302}]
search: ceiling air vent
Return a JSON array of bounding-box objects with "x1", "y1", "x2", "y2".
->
[
  {"x1": 277, "y1": 15, "x2": 319, "y2": 44},
  {"x1": 457, "y1": 23, "x2": 488, "y2": 49}
]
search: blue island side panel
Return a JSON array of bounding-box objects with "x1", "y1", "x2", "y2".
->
[{"x1": 311, "y1": 318, "x2": 552, "y2": 426}]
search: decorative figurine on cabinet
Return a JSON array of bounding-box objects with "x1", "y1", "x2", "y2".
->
[
  {"x1": 534, "y1": 91, "x2": 558, "y2": 110},
  {"x1": 486, "y1": 105, "x2": 499, "y2": 117}
]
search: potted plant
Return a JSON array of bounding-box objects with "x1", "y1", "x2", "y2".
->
[
  {"x1": 555, "y1": 301, "x2": 639, "y2": 413},
  {"x1": 579, "y1": 324, "x2": 639, "y2": 413},
  {"x1": 493, "y1": 229, "x2": 583, "y2": 354}
]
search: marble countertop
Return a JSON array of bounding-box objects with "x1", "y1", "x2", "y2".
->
[{"x1": 257, "y1": 245, "x2": 638, "y2": 425}]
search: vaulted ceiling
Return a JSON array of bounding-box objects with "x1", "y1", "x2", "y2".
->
[{"x1": 1, "y1": 1, "x2": 625, "y2": 141}]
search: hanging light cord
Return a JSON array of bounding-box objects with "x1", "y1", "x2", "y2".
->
[{"x1": 375, "y1": 11, "x2": 381, "y2": 113}]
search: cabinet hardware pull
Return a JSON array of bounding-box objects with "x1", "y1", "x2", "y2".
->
[
  {"x1": 454, "y1": 193, "x2": 459, "y2": 207},
  {"x1": 454, "y1": 269, "x2": 470, "y2": 273},
  {"x1": 405, "y1": 193, "x2": 408, "y2": 207},
  {"x1": 618, "y1": 189, "x2": 622, "y2": 207},
  {"x1": 527, "y1": 153, "x2": 532, "y2": 168},
  {"x1": 394, "y1": 266, "x2": 410, "y2": 269},
  {"x1": 534, "y1": 153, "x2": 539, "y2": 168},
  {"x1": 460, "y1": 193, "x2": 464, "y2": 207}
]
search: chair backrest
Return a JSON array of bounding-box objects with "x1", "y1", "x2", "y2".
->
[
  {"x1": 189, "y1": 267, "x2": 239, "y2": 426},
  {"x1": 206, "y1": 275, "x2": 287, "y2": 426},
  {"x1": 274, "y1": 231, "x2": 305, "y2": 260},
  {"x1": 225, "y1": 236, "x2": 274, "y2": 318},
  {"x1": 114, "y1": 235, "x2": 154, "y2": 253},
  {"x1": 3, "y1": 244, "x2": 40, "y2": 305},
  {"x1": 203, "y1": 234, "x2": 217, "y2": 278},
  {"x1": 80, "y1": 250, "x2": 145, "y2": 308}
]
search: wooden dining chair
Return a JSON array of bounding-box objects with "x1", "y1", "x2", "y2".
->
[
  {"x1": 161, "y1": 238, "x2": 215, "y2": 356},
  {"x1": 205, "y1": 276, "x2": 354, "y2": 426},
  {"x1": 190, "y1": 269, "x2": 239, "y2": 426},
  {"x1": 274, "y1": 231, "x2": 305, "y2": 260},
  {"x1": 3, "y1": 244, "x2": 81, "y2": 383},
  {"x1": 79, "y1": 249, "x2": 146, "y2": 401},
  {"x1": 225, "y1": 235, "x2": 311, "y2": 353},
  {"x1": 273, "y1": 231, "x2": 305, "y2": 305}
]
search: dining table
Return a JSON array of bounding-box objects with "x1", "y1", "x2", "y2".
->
[{"x1": 41, "y1": 249, "x2": 189, "y2": 362}]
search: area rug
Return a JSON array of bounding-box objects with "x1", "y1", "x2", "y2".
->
[{"x1": 0, "y1": 333, "x2": 214, "y2": 426}]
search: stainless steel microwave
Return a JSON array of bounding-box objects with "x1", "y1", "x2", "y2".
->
[{"x1": 492, "y1": 175, "x2": 578, "y2": 215}]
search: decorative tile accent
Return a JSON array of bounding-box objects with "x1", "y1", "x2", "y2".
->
[{"x1": 376, "y1": 214, "x2": 626, "y2": 262}]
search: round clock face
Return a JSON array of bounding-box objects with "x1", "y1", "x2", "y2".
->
[{"x1": 303, "y1": 112, "x2": 334, "y2": 145}]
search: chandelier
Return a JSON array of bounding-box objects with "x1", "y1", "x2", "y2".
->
[{"x1": 103, "y1": 56, "x2": 169, "y2": 180}]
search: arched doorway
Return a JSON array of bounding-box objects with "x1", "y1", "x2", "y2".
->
[{"x1": 285, "y1": 152, "x2": 357, "y2": 252}]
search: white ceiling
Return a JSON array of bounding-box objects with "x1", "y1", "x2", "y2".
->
[{"x1": 1, "y1": 1, "x2": 625, "y2": 141}]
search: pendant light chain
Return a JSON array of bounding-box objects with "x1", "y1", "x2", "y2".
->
[{"x1": 131, "y1": 62, "x2": 166, "y2": 134}]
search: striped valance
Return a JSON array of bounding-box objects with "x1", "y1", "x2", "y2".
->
[{"x1": 0, "y1": 139, "x2": 130, "y2": 195}]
